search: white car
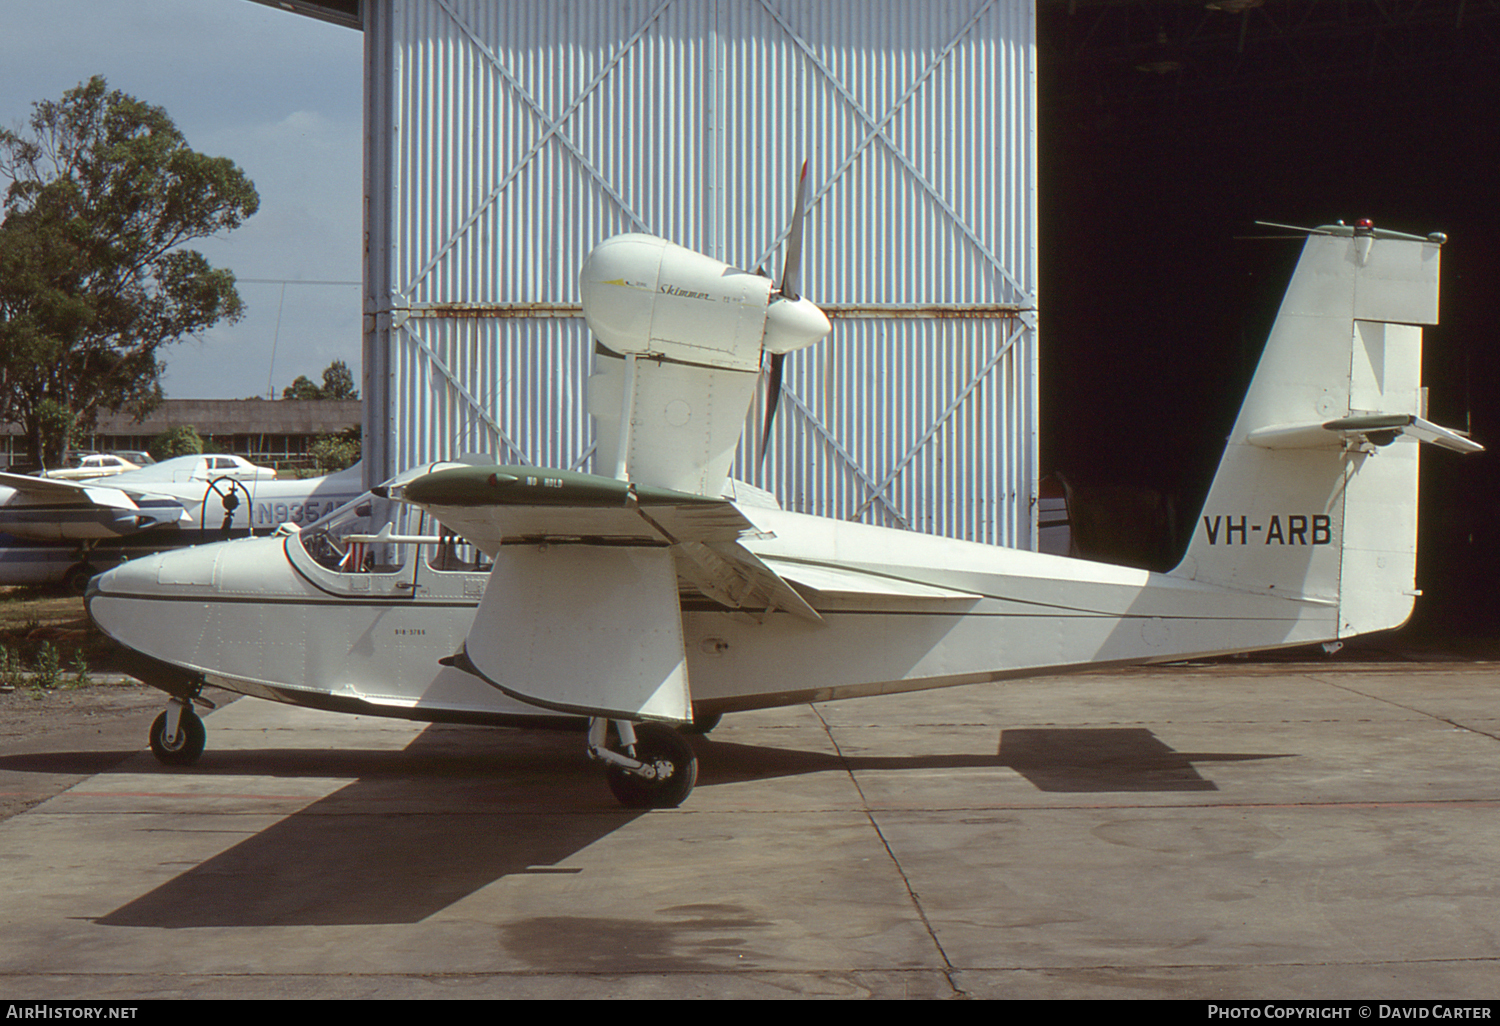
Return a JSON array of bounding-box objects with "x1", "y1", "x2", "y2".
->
[
  {"x1": 117, "y1": 453, "x2": 278, "y2": 484},
  {"x1": 40, "y1": 454, "x2": 142, "y2": 481}
]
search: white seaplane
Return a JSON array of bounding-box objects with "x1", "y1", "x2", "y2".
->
[{"x1": 86, "y1": 182, "x2": 1481, "y2": 808}]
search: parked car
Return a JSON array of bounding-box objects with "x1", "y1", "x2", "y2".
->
[
  {"x1": 120, "y1": 453, "x2": 278, "y2": 483},
  {"x1": 39, "y1": 453, "x2": 143, "y2": 481}
]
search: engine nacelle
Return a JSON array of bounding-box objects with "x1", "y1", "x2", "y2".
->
[
  {"x1": 579, "y1": 234, "x2": 830, "y2": 371},
  {"x1": 580, "y1": 233, "x2": 832, "y2": 496}
]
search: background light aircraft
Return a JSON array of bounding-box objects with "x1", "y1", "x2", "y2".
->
[
  {"x1": 0, "y1": 455, "x2": 363, "y2": 591},
  {"x1": 87, "y1": 192, "x2": 1481, "y2": 809}
]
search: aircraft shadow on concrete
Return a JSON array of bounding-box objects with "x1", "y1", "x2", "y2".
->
[
  {"x1": 95, "y1": 725, "x2": 641, "y2": 929},
  {"x1": 696, "y1": 726, "x2": 1288, "y2": 793},
  {"x1": 0, "y1": 749, "x2": 149, "y2": 776},
  {"x1": 993, "y1": 727, "x2": 1289, "y2": 792},
  {"x1": 88, "y1": 722, "x2": 1288, "y2": 929}
]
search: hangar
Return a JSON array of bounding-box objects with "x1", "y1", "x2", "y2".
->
[
  {"x1": 260, "y1": 0, "x2": 1500, "y2": 636},
  {"x1": 264, "y1": 0, "x2": 1040, "y2": 548},
  {"x1": 1034, "y1": 0, "x2": 1500, "y2": 637}
]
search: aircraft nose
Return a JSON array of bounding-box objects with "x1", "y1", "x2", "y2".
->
[
  {"x1": 90, "y1": 543, "x2": 219, "y2": 596},
  {"x1": 86, "y1": 554, "x2": 171, "y2": 652},
  {"x1": 86, "y1": 542, "x2": 227, "y2": 650},
  {"x1": 89, "y1": 551, "x2": 169, "y2": 598}
]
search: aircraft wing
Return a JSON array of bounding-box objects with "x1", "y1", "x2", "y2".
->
[
  {"x1": 0, "y1": 471, "x2": 188, "y2": 541},
  {"x1": 400, "y1": 465, "x2": 823, "y2": 724},
  {"x1": 0, "y1": 472, "x2": 135, "y2": 503},
  {"x1": 399, "y1": 465, "x2": 821, "y2": 622}
]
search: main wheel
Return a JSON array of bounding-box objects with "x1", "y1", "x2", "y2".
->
[
  {"x1": 606, "y1": 723, "x2": 698, "y2": 809},
  {"x1": 149, "y1": 708, "x2": 206, "y2": 766},
  {"x1": 61, "y1": 562, "x2": 98, "y2": 596}
]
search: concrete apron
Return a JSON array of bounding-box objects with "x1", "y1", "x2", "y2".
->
[{"x1": 1, "y1": 661, "x2": 1498, "y2": 999}]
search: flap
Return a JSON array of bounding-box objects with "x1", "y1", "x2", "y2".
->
[
  {"x1": 764, "y1": 559, "x2": 984, "y2": 601},
  {"x1": 674, "y1": 540, "x2": 822, "y2": 622}
]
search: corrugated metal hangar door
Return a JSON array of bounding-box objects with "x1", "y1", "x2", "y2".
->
[{"x1": 363, "y1": 0, "x2": 1037, "y2": 547}]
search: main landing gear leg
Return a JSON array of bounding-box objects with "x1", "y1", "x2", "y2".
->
[
  {"x1": 587, "y1": 717, "x2": 698, "y2": 809},
  {"x1": 62, "y1": 541, "x2": 99, "y2": 595}
]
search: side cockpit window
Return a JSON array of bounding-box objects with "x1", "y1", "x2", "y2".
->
[
  {"x1": 299, "y1": 495, "x2": 411, "y2": 573},
  {"x1": 426, "y1": 532, "x2": 491, "y2": 573},
  {"x1": 297, "y1": 495, "x2": 490, "y2": 576}
]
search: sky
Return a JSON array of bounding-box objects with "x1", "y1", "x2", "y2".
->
[{"x1": 0, "y1": 0, "x2": 363, "y2": 400}]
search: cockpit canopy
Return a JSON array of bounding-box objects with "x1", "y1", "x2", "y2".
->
[{"x1": 294, "y1": 462, "x2": 491, "y2": 577}]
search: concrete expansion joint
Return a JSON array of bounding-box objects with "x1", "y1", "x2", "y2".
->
[
  {"x1": 809, "y1": 705, "x2": 962, "y2": 992},
  {"x1": 1316, "y1": 678, "x2": 1500, "y2": 742}
]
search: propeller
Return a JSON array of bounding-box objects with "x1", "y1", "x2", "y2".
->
[{"x1": 759, "y1": 159, "x2": 810, "y2": 467}]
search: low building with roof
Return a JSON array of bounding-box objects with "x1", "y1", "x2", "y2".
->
[{"x1": 1, "y1": 399, "x2": 360, "y2": 473}]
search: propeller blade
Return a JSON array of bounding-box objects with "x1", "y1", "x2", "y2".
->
[
  {"x1": 777, "y1": 159, "x2": 809, "y2": 302},
  {"x1": 763, "y1": 160, "x2": 813, "y2": 468},
  {"x1": 759, "y1": 351, "x2": 786, "y2": 468}
]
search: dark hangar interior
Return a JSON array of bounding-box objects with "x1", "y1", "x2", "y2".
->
[{"x1": 1037, "y1": 0, "x2": 1500, "y2": 642}]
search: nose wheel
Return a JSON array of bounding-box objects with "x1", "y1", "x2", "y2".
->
[
  {"x1": 148, "y1": 698, "x2": 208, "y2": 766},
  {"x1": 589, "y1": 719, "x2": 698, "y2": 808}
]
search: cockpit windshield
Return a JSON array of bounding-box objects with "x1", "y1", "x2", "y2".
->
[{"x1": 297, "y1": 493, "x2": 403, "y2": 572}]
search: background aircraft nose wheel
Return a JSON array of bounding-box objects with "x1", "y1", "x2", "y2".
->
[
  {"x1": 605, "y1": 723, "x2": 698, "y2": 809},
  {"x1": 149, "y1": 707, "x2": 206, "y2": 766}
]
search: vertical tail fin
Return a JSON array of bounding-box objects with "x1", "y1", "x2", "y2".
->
[{"x1": 1172, "y1": 224, "x2": 1479, "y2": 638}]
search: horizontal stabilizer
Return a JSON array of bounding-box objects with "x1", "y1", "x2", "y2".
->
[{"x1": 1248, "y1": 414, "x2": 1483, "y2": 454}]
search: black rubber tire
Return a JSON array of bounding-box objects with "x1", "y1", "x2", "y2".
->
[
  {"x1": 605, "y1": 723, "x2": 698, "y2": 808},
  {"x1": 149, "y1": 708, "x2": 206, "y2": 766},
  {"x1": 61, "y1": 563, "x2": 98, "y2": 596}
]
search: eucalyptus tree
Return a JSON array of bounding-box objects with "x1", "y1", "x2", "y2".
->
[{"x1": 0, "y1": 76, "x2": 258, "y2": 467}]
